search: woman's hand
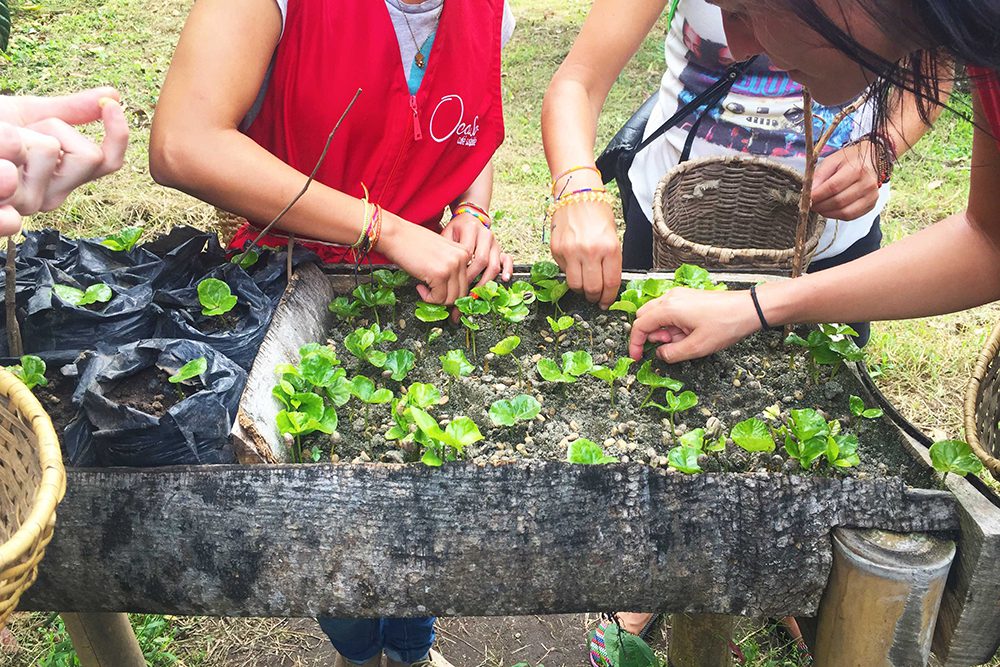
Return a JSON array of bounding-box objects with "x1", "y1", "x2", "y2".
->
[
  {"x1": 379, "y1": 217, "x2": 472, "y2": 306},
  {"x1": 550, "y1": 201, "x2": 622, "y2": 309},
  {"x1": 0, "y1": 87, "x2": 129, "y2": 235},
  {"x1": 811, "y1": 140, "x2": 882, "y2": 221},
  {"x1": 628, "y1": 288, "x2": 762, "y2": 363},
  {"x1": 441, "y1": 213, "x2": 513, "y2": 287}
]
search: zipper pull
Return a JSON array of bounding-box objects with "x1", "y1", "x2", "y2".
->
[{"x1": 410, "y1": 95, "x2": 423, "y2": 141}]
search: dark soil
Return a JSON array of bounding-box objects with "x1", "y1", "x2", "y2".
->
[
  {"x1": 104, "y1": 365, "x2": 198, "y2": 417},
  {"x1": 34, "y1": 370, "x2": 79, "y2": 433},
  {"x1": 301, "y1": 288, "x2": 933, "y2": 488}
]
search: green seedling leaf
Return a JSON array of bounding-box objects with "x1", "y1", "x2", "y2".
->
[
  {"x1": 789, "y1": 408, "x2": 829, "y2": 443},
  {"x1": 372, "y1": 269, "x2": 410, "y2": 289},
  {"x1": 288, "y1": 391, "x2": 324, "y2": 420},
  {"x1": 406, "y1": 382, "x2": 442, "y2": 409},
  {"x1": 344, "y1": 327, "x2": 376, "y2": 360},
  {"x1": 421, "y1": 449, "x2": 444, "y2": 467},
  {"x1": 500, "y1": 302, "x2": 530, "y2": 323},
  {"x1": 530, "y1": 260, "x2": 560, "y2": 284},
  {"x1": 231, "y1": 248, "x2": 260, "y2": 269},
  {"x1": 667, "y1": 446, "x2": 702, "y2": 474},
  {"x1": 636, "y1": 361, "x2": 683, "y2": 391},
  {"x1": 547, "y1": 315, "x2": 575, "y2": 334},
  {"x1": 508, "y1": 280, "x2": 537, "y2": 304},
  {"x1": 455, "y1": 296, "x2": 490, "y2": 317},
  {"x1": 8, "y1": 355, "x2": 47, "y2": 390},
  {"x1": 536, "y1": 358, "x2": 572, "y2": 383},
  {"x1": 535, "y1": 279, "x2": 569, "y2": 305},
  {"x1": 589, "y1": 357, "x2": 634, "y2": 384},
  {"x1": 567, "y1": 438, "x2": 618, "y2": 464},
  {"x1": 471, "y1": 281, "x2": 501, "y2": 302},
  {"x1": 601, "y1": 622, "x2": 659, "y2": 667},
  {"x1": 427, "y1": 328, "x2": 443, "y2": 345},
  {"x1": 276, "y1": 410, "x2": 312, "y2": 437},
  {"x1": 384, "y1": 349, "x2": 416, "y2": 382},
  {"x1": 328, "y1": 296, "x2": 362, "y2": 320},
  {"x1": 730, "y1": 418, "x2": 776, "y2": 453},
  {"x1": 828, "y1": 433, "x2": 861, "y2": 468},
  {"x1": 490, "y1": 336, "x2": 521, "y2": 356},
  {"x1": 325, "y1": 374, "x2": 352, "y2": 407},
  {"x1": 678, "y1": 428, "x2": 706, "y2": 451},
  {"x1": 562, "y1": 350, "x2": 594, "y2": 377},
  {"x1": 460, "y1": 316, "x2": 480, "y2": 331},
  {"x1": 300, "y1": 353, "x2": 342, "y2": 388},
  {"x1": 100, "y1": 226, "x2": 143, "y2": 252},
  {"x1": 785, "y1": 434, "x2": 829, "y2": 470},
  {"x1": 445, "y1": 417, "x2": 483, "y2": 450},
  {"x1": 674, "y1": 263, "x2": 725, "y2": 290},
  {"x1": 197, "y1": 278, "x2": 238, "y2": 316},
  {"x1": 639, "y1": 278, "x2": 673, "y2": 299},
  {"x1": 440, "y1": 349, "x2": 474, "y2": 378},
  {"x1": 930, "y1": 440, "x2": 984, "y2": 477},
  {"x1": 169, "y1": 357, "x2": 207, "y2": 384},
  {"x1": 53, "y1": 283, "x2": 113, "y2": 307},
  {"x1": 489, "y1": 394, "x2": 541, "y2": 427},
  {"x1": 849, "y1": 395, "x2": 883, "y2": 419},
  {"x1": 414, "y1": 301, "x2": 449, "y2": 322},
  {"x1": 609, "y1": 289, "x2": 644, "y2": 315},
  {"x1": 665, "y1": 390, "x2": 698, "y2": 413}
]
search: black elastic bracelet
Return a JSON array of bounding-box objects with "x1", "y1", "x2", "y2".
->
[{"x1": 749, "y1": 284, "x2": 772, "y2": 331}]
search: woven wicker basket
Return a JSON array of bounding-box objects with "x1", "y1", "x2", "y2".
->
[
  {"x1": 0, "y1": 368, "x2": 65, "y2": 626},
  {"x1": 652, "y1": 155, "x2": 826, "y2": 272},
  {"x1": 965, "y1": 322, "x2": 1000, "y2": 479}
]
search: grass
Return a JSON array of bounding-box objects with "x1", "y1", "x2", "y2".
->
[{"x1": 0, "y1": 0, "x2": 991, "y2": 664}]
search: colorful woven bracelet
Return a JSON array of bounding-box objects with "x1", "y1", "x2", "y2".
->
[
  {"x1": 352, "y1": 184, "x2": 373, "y2": 249},
  {"x1": 449, "y1": 202, "x2": 493, "y2": 229},
  {"x1": 550, "y1": 165, "x2": 601, "y2": 196}
]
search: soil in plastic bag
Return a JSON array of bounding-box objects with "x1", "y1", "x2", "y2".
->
[{"x1": 66, "y1": 339, "x2": 246, "y2": 467}]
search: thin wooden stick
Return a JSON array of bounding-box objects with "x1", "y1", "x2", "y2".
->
[
  {"x1": 791, "y1": 88, "x2": 816, "y2": 282},
  {"x1": 232, "y1": 87, "x2": 362, "y2": 266},
  {"x1": 5, "y1": 236, "x2": 23, "y2": 357}
]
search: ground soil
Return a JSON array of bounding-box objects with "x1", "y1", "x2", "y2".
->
[
  {"x1": 104, "y1": 365, "x2": 198, "y2": 417},
  {"x1": 303, "y1": 286, "x2": 934, "y2": 489},
  {"x1": 34, "y1": 370, "x2": 79, "y2": 434}
]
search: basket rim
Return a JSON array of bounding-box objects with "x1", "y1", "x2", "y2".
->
[
  {"x1": 652, "y1": 154, "x2": 826, "y2": 261},
  {"x1": 964, "y1": 321, "x2": 1000, "y2": 474},
  {"x1": 0, "y1": 367, "x2": 66, "y2": 567}
]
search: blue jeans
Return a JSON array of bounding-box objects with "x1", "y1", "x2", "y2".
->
[{"x1": 317, "y1": 616, "x2": 436, "y2": 664}]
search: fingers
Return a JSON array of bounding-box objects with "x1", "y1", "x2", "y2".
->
[
  {"x1": 7, "y1": 87, "x2": 120, "y2": 126},
  {"x1": 11, "y1": 127, "x2": 61, "y2": 215},
  {"x1": 25, "y1": 117, "x2": 105, "y2": 211},
  {"x1": 599, "y1": 247, "x2": 623, "y2": 309},
  {"x1": 96, "y1": 97, "x2": 129, "y2": 177},
  {"x1": 0, "y1": 156, "x2": 19, "y2": 202},
  {"x1": 812, "y1": 182, "x2": 880, "y2": 220},
  {"x1": 630, "y1": 302, "x2": 670, "y2": 360},
  {"x1": 811, "y1": 156, "x2": 854, "y2": 205},
  {"x1": 0, "y1": 205, "x2": 22, "y2": 237},
  {"x1": 499, "y1": 253, "x2": 513, "y2": 282}
]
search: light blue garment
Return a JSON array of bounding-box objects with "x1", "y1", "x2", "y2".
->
[{"x1": 406, "y1": 31, "x2": 437, "y2": 95}]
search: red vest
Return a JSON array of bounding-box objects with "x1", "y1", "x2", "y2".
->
[
  {"x1": 969, "y1": 66, "x2": 1000, "y2": 152},
  {"x1": 234, "y1": 0, "x2": 506, "y2": 263}
]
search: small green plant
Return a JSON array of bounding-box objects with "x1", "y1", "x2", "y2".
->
[
  {"x1": 53, "y1": 282, "x2": 113, "y2": 308},
  {"x1": 427, "y1": 327, "x2": 444, "y2": 345},
  {"x1": 372, "y1": 269, "x2": 411, "y2": 290},
  {"x1": 197, "y1": 277, "x2": 238, "y2": 316},
  {"x1": 646, "y1": 390, "x2": 699, "y2": 438},
  {"x1": 349, "y1": 375, "x2": 393, "y2": 429},
  {"x1": 785, "y1": 323, "x2": 865, "y2": 379},
  {"x1": 168, "y1": 357, "x2": 207, "y2": 384},
  {"x1": 487, "y1": 335, "x2": 521, "y2": 375},
  {"x1": 588, "y1": 357, "x2": 634, "y2": 406},
  {"x1": 547, "y1": 315, "x2": 574, "y2": 335},
  {"x1": 777, "y1": 408, "x2": 860, "y2": 470},
  {"x1": 730, "y1": 417, "x2": 776, "y2": 453},
  {"x1": 849, "y1": 395, "x2": 884, "y2": 420},
  {"x1": 414, "y1": 301, "x2": 449, "y2": 323},
  {"x1": 454, "y1": 295, "x2": 490, "y2": 356},
  {"x1": 276, "y1": 391, "x2": 339, "y2": 463},
  {"x1": 353, "y1": 283, "x2": 396, "y2": 326},
  {"x1": 536, "y1": 350, "x2": 593, "y2": 384},
  {"x1": 567, "y1": 438, "x2": 618, "y2": 464},
  {"x1": 609, "y1": 289, "x2": 645, "y2": 316},
  {"x1": 100, "y1": 226, "x2": 143, "y2": 252},
  {"x1": 534, "y1": 279, "x2": 569, "y2": 314},
  {"x1": 231, "y1": 248, "x2": 261, "y2": 269},
  {"x1": 929, "y1": 439, "x2": 984, "y2": 482},
  {"x1": 328, "y1": 295, "x2": 363, "y2": 321},
  {"x1": 8, "y1": 354, "x2": 47, "y2": 390},
  {"x1": 488, "y1": 394, "x2": 541, "y2": 427},
  {"x1": 440, "y1": 349, "x2": 475, "y2": 385},
  {"x1": 673, "y1": 263, "x2": 726, "y2": 290},
  {"x1": 384, "y1": 349, "x2": 416, "y2": 382},
  {"x1": 384, "y1": 382, "x2": 444, "y2": 443},
  {"x1": 636, "y1": 360, "x2": 683, "y2": 409},
  {"x1": 344, "y1": 323, "x2": 397, "y2": 368},
  {"x1": 530, "y1": 261, "x2": 560, "y2": 284},
  {"x1": 408, "y1": 406, "x2": 483, "y2": 466},
  {"x1": 667, "y1": 441, "x2": 702, "y2": 474}
]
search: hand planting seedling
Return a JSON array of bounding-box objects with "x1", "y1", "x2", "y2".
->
[
  {"x1": 328, "y1": 296, "x2": 363, "y2": 322},
  {"x1": 536, "y1": 350, "x2": 593, "y2": 384},
  {"x1": 383, "y1": 349, "x2": 416, "y2": 382},
  {"x1": 408, "y1": 406, "x2": 483, "y2": 466},
  {"x1": 7, "y1": 354, "x2": 46, "y2": 390},
  {"x1": 636, "y1": 360, "x2": 683, "y2": 409},
  {"x1": 168, "y1": 357, "x2": 207, "y2": 385},
  {"x1": 197, "y1": 277, "x2": 237, "y2": 316},
  {"x1": 344, "y1": 323, "x2": 397, "y2": 368},
  {"x1": 454, "y1": 295, "x2": 490, "y2": 356},
  {"x1": 99, "y1": 226, "x2": 143, "y2": 252},
  {"x1": 53, "y1": 282, "x2": 113, "y2": 308},
  {"x1": 588, "y1": 357, "x2": 634, "y2": 406},
  {"x1": 489, "y1": 393, "x2": 541, "y2": 427},
  {"x1": 929, "y1": 439, "x2": 984, "y2": 482},
  {"x1": 849, "y1": 395, "x2": 884, "y2": 420},
  {"x1": 646, "y1": 389, "x2": 698, "y2": 438},
  {"x1": 414, "y1": 301, "x2": 449, "y2": 323},
  {"x1": 730, "y1": 417, "x2": 776, "y2": 453},
  {"x1": 353, "y1": 282, "x2": 396, "y2": 326},
  {"x1": 785, "y1": 323, "x2": 865, "y2": 380},
  {"x1": 567, "y1": 438, "x2": 618, "y2": 464}
]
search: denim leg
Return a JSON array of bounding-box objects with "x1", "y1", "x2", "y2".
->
[
  {"x1": 382, "y1": 616, "x2": 436, "y2": 664},
  {"x1": 317, "y1": 617, "x2": 384, "y2": 663}
]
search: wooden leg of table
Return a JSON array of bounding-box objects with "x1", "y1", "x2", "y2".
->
[
  {"x1": 61, "y1": 612, "x2": 145, "y2": 667},
  {"x1": 667, "y1": 613, "x2": 734, "y2": 667},
  {"x1": 814, "y1": 528, "x2": 955, "y2": 667}
]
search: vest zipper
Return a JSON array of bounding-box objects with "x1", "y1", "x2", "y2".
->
[{"x1": 410, "y1": 95, "x2": 423, "y2": 141}]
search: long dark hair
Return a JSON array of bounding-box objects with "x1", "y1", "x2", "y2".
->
[{"x1": 784, "y1": 0, "x2": 1000, "y2": 138}]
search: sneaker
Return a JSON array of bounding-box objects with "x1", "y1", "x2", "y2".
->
[
  {"x1": 386, "y1": 649, "x2": 454, "y2": 667},
  {"x1": 334, "y1": 652, "x2": 383, "y2": 667}
]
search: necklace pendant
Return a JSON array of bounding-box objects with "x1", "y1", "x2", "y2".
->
[{"x1": 415, "y1": 52, "x2": 426, "y2": 69}]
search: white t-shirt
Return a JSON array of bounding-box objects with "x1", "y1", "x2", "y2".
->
[{"x1": 627, "y1": 0, "x2": 887, "y2": 260}]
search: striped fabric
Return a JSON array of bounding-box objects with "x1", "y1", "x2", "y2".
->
[
  {"x1": 589, "y1": 622, "x2": 613, "y2": 667},
  {"x1": 969, "y1": 66, "x2": 1000, "y2": 150}
]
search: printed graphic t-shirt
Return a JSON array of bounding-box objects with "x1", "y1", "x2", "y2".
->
[{"x1": 628, "y1": 0, "x2": 888, "y2": 260}]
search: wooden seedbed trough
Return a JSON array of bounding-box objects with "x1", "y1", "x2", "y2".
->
[{"x1": 19, "y1": 265, "x2": 1000, "y2": 666}]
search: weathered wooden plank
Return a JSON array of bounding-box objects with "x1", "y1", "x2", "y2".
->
[{"x1": 21, "y1": 463, "x2": 956, "y2": 618}]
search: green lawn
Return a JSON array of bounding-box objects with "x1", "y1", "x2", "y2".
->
[{"x1": 1, "y1": 0, "x2": 992, "y2": 664}]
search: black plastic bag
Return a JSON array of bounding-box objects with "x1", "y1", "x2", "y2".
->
[
  {"x1": 153, "y1": 262, "x2": 272, "y2": 370},
  {"x1": 66, "y1": 339, "x2": 245, "y2": 467}
]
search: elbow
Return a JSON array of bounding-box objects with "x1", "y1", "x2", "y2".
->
[{"x1": 148, "y1": 126, "x2": 197, "y2": 190}]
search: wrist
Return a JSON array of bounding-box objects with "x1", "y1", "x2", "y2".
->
[
  {"x1": 550, "y1": 165, "x2": 603, "y2": 198},
  {"x1": 447, "y1": 202, "x2": 492, "y2": 229}
]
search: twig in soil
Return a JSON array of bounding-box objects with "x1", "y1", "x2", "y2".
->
[
  {"x1": 437, "y1": 625, "x2": 484, "y2": 653},
  {"x1": 233, "y1": 88, "x2": 362, "y2": 265}
]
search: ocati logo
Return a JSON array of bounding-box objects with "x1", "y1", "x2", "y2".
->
[{"x1": 429, "y1": 94, "x2": 480, "y2": 147}]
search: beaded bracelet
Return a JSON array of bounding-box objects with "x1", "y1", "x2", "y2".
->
[
  {"x1": 546, "y1": 188, "x2": 616, "y2": 226},
  {"x1": 449, "y1": 201, "x2": 493, "y2": 229},
  {"x1": 550, "y1": 165, "x2": 601, "y2": 196}
]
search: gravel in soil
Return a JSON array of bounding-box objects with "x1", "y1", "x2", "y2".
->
[
  {"x1": 296, "y1": 288, "x2": 933, "y2": 488},
  {"x1": 34, "y1": 370, "x2": 79, "y2": 433},
  {"x1": 104, "y1": 365, "x2": 198, "y2": 417}
]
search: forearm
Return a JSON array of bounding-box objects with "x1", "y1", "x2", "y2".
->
[{"x1": 451, "y1": 161, "x2": 494, "y2": 212}]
